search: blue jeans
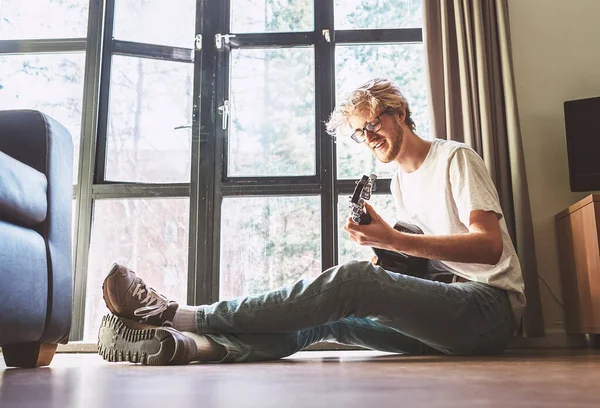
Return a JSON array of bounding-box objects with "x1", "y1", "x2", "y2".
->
[{"x1": 194, "y1": 260, "x2": 516, "y2": 362}]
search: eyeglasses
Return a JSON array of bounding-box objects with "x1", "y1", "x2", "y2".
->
[{"x1": 350, "y1": 114, "x2": 384, "y2": 144}]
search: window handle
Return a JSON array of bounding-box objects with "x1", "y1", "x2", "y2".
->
[
  {"x1": 215, "y1": 34, "x2": 236, "y2": 49},
  {"x1": 218, "y1": 100, "x2": 230, "y2": 130}
]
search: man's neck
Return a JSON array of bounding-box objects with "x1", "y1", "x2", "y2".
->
[{"x1": 395, "y1": 132, "x2": 432, "y2": 173}]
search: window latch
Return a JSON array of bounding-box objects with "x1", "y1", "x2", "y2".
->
[
  {"x1": 215, "y1": 33, "x2": 236, "y2": 49},
  {"x1": 218, "y1": 100, "x2": 230, "y2": 130},
  {"x1": 195, "y1": 34, "x2": 202, "y2": 51}
]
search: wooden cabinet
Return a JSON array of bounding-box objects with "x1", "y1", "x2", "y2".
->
[{"x1": 555, "y1": 194, "x2": 600, "y2": 334}]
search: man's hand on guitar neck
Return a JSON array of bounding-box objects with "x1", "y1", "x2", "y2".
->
[
  {"x1": 344, "y1": 202, "x2": 397, "y2": 251},
  {"x1": 370, "y1": 256, "x2": 379, "y2": 266}
]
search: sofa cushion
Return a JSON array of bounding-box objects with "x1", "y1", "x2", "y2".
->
[{"x1": 0, "y1": 150, "x2": 47, "y2": 227}]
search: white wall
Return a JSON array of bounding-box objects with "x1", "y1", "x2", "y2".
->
[{"x1": 508, "y1": 0, "x2": 600, "y2": 339}]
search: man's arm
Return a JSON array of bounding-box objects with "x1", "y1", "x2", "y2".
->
[
  {"x1": 345, "y1": 204, "x2": 503, "y2": 265},
  {"x1": 388, "y1": 210, "x2": 503, "y2": 265}
]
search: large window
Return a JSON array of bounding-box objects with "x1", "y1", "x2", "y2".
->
[{"x1": 1, "y1": 0, "x2": 429, "y2": 342}]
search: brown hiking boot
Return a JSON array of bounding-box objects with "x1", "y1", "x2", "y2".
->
[
  {"x1": 97, "y1": 314, "x2": 196, "y2": 365},
  {"x1": 102, "y1": 263, "x2": 179, "y2": 327}
]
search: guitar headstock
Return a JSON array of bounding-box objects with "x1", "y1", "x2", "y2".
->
[{"x1": 349, "y1": 174, "x2": 377, "y2": 224}]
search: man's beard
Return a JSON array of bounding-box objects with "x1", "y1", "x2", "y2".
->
[{"x1": 377, "y1": 124, "x2": 403, "y2": 163}]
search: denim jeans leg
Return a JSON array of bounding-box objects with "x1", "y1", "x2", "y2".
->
[
  {"x1": 203, "y1": 316, "x2": 441, "y2": 363},
  {"x1": 196, "y1": 260, "x2": 515, "y2": 357}
]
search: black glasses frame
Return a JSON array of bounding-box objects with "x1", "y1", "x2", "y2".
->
[{"x1": 351, "y1": 115, "x2": 382, "y2": 143}]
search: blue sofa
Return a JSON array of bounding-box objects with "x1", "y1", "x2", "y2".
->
[{"x1": 0, "y1": 110, "x2": 73, "y2": 367}]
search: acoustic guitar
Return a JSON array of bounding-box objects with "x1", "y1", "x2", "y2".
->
[{"x1": 348, "y1": 174, "x2": 430, "y2": 278}]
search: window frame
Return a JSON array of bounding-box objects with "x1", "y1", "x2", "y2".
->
[{"x1": 1, "y1": 0, "x2": 425, "y2": 341}]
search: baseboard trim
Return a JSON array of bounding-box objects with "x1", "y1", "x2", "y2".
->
[
  {"x1": 509, "y1": 329, "x2": 589, "y2": 349},
  {"x1": 34, "y1": 331, "x2": 598, "y2": 354},
  {"x1": 56, "y1": 342, "x2": 98, "y2": 353},
  {"x1": 53, "y1": 341, "x2": 365, "y2": 353}
]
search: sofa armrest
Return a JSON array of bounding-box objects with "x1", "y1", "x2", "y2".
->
[{"x1": 0, "y1": 110, "x2": 74, "y2": 344}]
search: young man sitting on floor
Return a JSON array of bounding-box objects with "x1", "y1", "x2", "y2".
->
[{"x1": 98, "y1": 78, "x2": 525, "y2": 364}]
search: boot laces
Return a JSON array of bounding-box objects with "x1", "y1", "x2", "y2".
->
[{"x1": 132, "y1": 284, "x2": 170, "y2": 320}]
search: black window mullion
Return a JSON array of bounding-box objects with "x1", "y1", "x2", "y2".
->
[
  {"x1": 222, "y1": 182, "x2": 320, "y2": 197},
  {"x1": 93, "y1": 0, "x2": 115, "y2": 185},
  {"x1": 188, "y1": 0, "x2": 205, "y2": 307},
  {"x1": 210, "y1": 4, "x2": 229, "y2": 304},
  {"x1": 189, "y1": 0, "x2": 225, "y2": 306},
  {"x1": 70, "y1": 0, "x2": 107, "y2": 341},
  {"x1": 0, "y1": 38, "x2": 86, "y2": 53},
  {"x1": 335, "y1": 28, "x2": 423, "y2": 44},
  {"x1": 223, "y1": 175, "x2": 319, "y2": 184},
  {"x1": 210, "y1": 0, "x2": 234, "y2": 304},
  {"x1": 112, "y1": 40, "x2": 194, "y2": 62},
  {"x1": 337, "y1": 179, "x2": 392, "y2": 196},
  {"x1": 228, "y1": 32, "x2": 315, "y2": 48},
  {"x1": 316, "y1": 0, "x2": 336, "y2": 270}
]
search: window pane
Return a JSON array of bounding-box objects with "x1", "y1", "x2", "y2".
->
[
  {"x1": 84, "y1": 198, "x2": 189, "y2": 341},
  {"x1": 335, "y1": 0, "x2": 422, "y2": 30},
  {"x1": 0, "y1": 53, "x2": 85, "y2": 184},
  {"x1": 105, "y1": 56, "x2": 193, "y2": 183},
  {"x1": 231, "y1": 0, "x2": 313, "y2": 33},
  {"x1": 338, "y1": 193, "x2": 397, "y2": 264},
  {"x1": 220, "y1": 196, "x2": 321, "y2": 299},
  {"x1": 113, "y1": 0, "x2": 196, "y2": 48},
  {"x1": 335, "y1": 44, "x2": 430, "y2": 179},
  {"x1": 229, "y1": 48, "x2": 315, "y2": 177},
  {"x1": 0, "y1": 0, "x2": 88, "y2": 39}
]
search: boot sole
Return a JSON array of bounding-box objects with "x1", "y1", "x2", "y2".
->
[{"x1": 97, "y1": 314, "x2": 192, "y2": 365}]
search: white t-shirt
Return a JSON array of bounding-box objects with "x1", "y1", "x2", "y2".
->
[{"x1": 390, "y1": 138, "x2": 526, "y2": 322}]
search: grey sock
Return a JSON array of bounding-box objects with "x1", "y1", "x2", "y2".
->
[
  {"x1": 172, "y1": 306, "x2": 198, "y2": 332},
  {"x1": 182, "y1": 332, "x2": 227, "y2": 362}
]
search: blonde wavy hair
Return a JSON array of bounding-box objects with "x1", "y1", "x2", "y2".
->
[{"x1": 326, "y1": 78, "x2": 416, "y2": 136}]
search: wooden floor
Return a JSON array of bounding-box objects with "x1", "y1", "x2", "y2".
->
[{"x1": 1, "y1": 349, "x2": 600, "y2": 408}]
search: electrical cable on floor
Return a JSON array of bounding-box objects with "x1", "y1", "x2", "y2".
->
[{"x1": 537, "y1": 274, "x2": 564, "y2": 309}]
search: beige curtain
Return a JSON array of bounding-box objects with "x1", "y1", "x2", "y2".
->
[{"x1": 423, "y1": 0, "x2": 544, "y2": 336}]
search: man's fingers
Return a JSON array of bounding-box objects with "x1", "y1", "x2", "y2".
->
[{"x1": 364, "y1": 202, "x2": 377, "y2": 217}]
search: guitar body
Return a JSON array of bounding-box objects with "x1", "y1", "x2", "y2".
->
[{"x1": 372, "y1": 221, "x2": 429, "y2": 278}]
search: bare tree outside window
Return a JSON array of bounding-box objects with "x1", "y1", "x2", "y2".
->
[
  {"x1": 113, "y1": 0, "x2": 196, "y2": 48},
  {"x1": 0, "y1": 0, "x2": 88, "y2": 39},
  {"x1": 105, "y1": 55, "x2": 193, "y2": 183},
  {"x1": 334, "y1": 0, "x2": 422, "y2": 30},
  {"x1": 220, "y1": 196, "x2": 322, "y2": 299},
  {"x1": 229, "y1": 47, "x2": 316, "y2": 177},
  {"x1": 230, "y1": 0, "x2": 313, "y2": 33}
]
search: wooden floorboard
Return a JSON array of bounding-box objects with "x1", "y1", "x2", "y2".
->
[{"x1": 1, "y1": 349, "x2": 599, "y2": 407}]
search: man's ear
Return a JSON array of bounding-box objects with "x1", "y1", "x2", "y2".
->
[{"x1": 396, "y1": 109, "x2": 405, "y2": 123}]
